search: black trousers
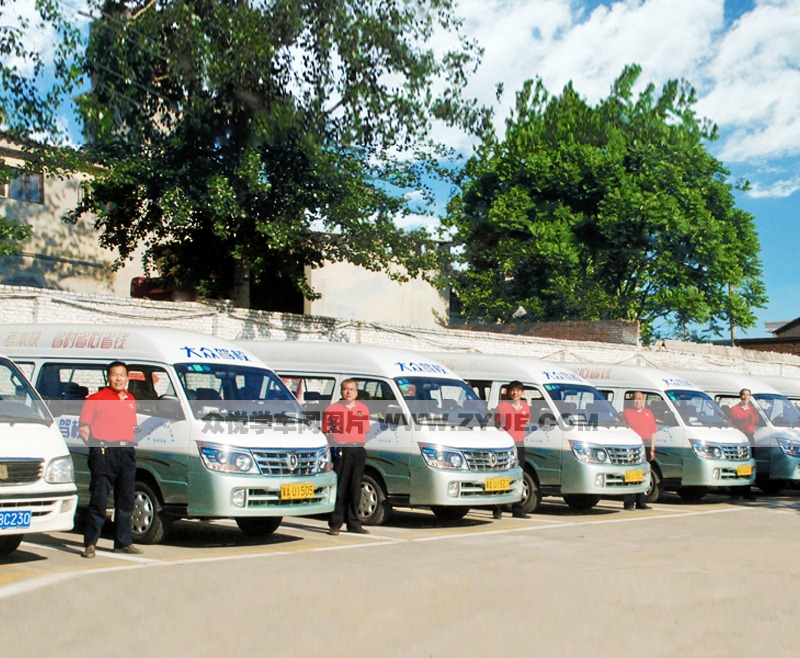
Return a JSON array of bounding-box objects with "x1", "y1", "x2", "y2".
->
[
  {"x1": 84, "y1": 446, "x2": 136, "y2": 548},
  {"x1": 330, "y1": 446, "x2": 367, "y2": 530}
]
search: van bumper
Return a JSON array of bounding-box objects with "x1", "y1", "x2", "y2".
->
[
  {"x1": 0, "y1": 491, "x2": 78, "y2": 535},
  {"x1": 561, "y1": 460, "x2": 651, "y2": 495},
  {"x1": 409, "y1": 465, "x2": 523, "y2": 506},
  {"x1": 766, "y1": 449, "x2": 800, "y2": 481},
  {"x1": 187, "y1": 463, "x2": 337, "y2": 516},
  {"x1": 682, "y1": 457, "x2": 756, "y2": 487}
]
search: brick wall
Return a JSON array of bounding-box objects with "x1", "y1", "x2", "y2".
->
[{"x1": 3, "y1": 283, "x2": 800, "y2": 377}]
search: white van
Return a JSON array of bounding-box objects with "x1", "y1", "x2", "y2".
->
[
  {"x1": 427, "y1": 353, "x2": 650, "y2": 512},
  {"x1": 0, "y1": 324, "x2": 336, "y2": 543},
  {"x1": 570, "y1": 364, "x2": 755, "y2": 503},
  {"x1": 238, "y1": 341, "x2": 523, "y2": 524},
  {"x1": 672, "y1": 369, "x2": 800, "y2": 495},
  {"x1": 0, "y1": 353, "x2": 77, "y2": 556}
]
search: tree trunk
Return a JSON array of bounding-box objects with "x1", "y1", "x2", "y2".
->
[{"x1": 232, "y1": 258, "x2": 251, "y2": 309}]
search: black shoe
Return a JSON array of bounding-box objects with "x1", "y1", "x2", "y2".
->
[
  {"x1": 512, "y1": 511, "x2": 530, "y2": 519},
  {"x1": 327, "y1": 526, "x2": 341, "y2": 536},
  {"x1": 635, "y1": 504, "x2": 651, "y2": 510},
  {"x1": 492, "y1": 509, "x2": 503, "y2": 520},
  {"x1": 623, "y1": 504, "x2": 634, "y2": 511},
  {"x1": 347, "y1": 526, "x2": 370, "y2": 534},
  {"x1": 81, "y1": 544, "x2": 96, "y2": 559}
]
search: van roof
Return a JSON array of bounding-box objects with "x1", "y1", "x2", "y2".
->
[
  {"x1": 560, "y1": 362, "x2": 704, "y2": 393},
  {"x1": 669, "y1": 369, "x2": 781, "y2": 396},
  {"x1": 0, "y1": 323, "x2": 266, "y2": 367},
  {"x1": 238, "y1": 341, "x2": 459, "y2": 380},
  {"x1": 757, "y1": 374, "x2": 800, "y2": 398},
  {"x1": 424, "y1": 352, "x2": 588, "y2": 386}
]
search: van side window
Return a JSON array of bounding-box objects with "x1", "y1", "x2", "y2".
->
[
  {"x1": 626, "y1": 392, "x2": 678, "y2": 427},
  {"x1": 127, "y1": 366, "x2": 182, "y2": 419},
  {"x1": 353, "y1": 378, "x2": 402, "y2": 423},
  {"x1": 37, "y1": 364, "x2": 106, "y2": 417},
  {"x1": 279, "y1": 375, "x2": 336, "y2": 426}
]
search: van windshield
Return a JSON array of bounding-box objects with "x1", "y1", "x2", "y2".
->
[
  {"x1": 666, "y1": 390, "x2": 729, "y2": 427},
  {"x1": 0, "y1": 358, "x2": 52, "y2": 426},
  {"x1": 395, "y1": 376, "x2": 490, "y2": 427},
  {"x1": 753, "y1": 393, "x2": 800, "y2": 428},
  {"x1": 175, "y1": 364, "x2": 306, "y2": 423},
  {"x1": 542, "y1": 383, "x2": 624, "y2": 427}
]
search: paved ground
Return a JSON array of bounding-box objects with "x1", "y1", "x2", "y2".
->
[{"x1": 1, "y1": 490, "x2": 798, "y2": 658}]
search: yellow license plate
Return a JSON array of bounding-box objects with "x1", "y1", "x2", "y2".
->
[
  {"x1": 280, "y1": 483, "x2": 315, "y2": 500},
  {"x1": 737, "y1": 464, "x2": 753, "y2": 477},
  {"x1": 0, "y1": 465, "x2": 7, "y2": 479},
  {"x1": 485, "y1": 477, "x2": 510, "y2": 492},
  {"x1": 624, "y1": 470, "x2": 644, "y2": 483}
]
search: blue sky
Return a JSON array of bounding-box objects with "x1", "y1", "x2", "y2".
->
[{"x1": 6, "y1": 0, "x2": 799, "y2": 337}]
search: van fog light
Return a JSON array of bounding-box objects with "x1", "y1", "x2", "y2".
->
[
  {"x1": 448, "y1": 482, "x2": 460, "y2": 497},
  {"x1": 232, "y1": 489, "x2": 246, "y2": 508},
  {"x1": 712, "y1": 469, "x2": 720, "y2": 480},
  {"x1": 595, "y1": 474, "x2": 605, "y2": 487}
]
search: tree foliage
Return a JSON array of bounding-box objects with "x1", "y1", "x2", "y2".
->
[
  {"x1": 70, "y1": 0, "x2": 486, "y2": 308},
  {"x1": 1, "y1": 0, "x2": 83, "y2": 254},
  {"x1": 444, "y1": 65, "x2": 767, "y2": 341}
]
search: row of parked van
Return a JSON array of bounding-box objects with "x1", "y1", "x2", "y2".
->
[{"x1": 1, "y1": 323, "x2": 798, "y2": 555}]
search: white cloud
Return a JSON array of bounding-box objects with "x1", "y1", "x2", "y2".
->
[{"x1": 746, "y1": 174, "x2": 800, "y2": 198}]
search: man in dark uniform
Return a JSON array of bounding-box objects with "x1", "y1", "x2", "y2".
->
[
  {"x1": 323, "y1": 379, "x2": 371, "y2": 536},
  {"x1": 79, "y1": 361, "x2": 142, "y2": 558}
]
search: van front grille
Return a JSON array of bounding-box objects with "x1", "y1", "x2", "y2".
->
[
  {"x1": 462, "y1": 448, "x2": 515, "y2": 471},
  {"x1": 0, "y1": 459, "x2": 44, "y2": 485}
]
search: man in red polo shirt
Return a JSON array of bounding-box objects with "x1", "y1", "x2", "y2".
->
[
  {"x1": 322, "y1": 379, "x2": 370, "y2": 536},
  {"x1": 79, "y1": 361, "x2": 141, "y2": 558},
  {"x1": 623, "y1": 391, "x2": 656, "y2": 511},
  {"x1": 493, "y1": 380, "x2": 531, "y2": 519}
]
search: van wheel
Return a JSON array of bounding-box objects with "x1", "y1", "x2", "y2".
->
[
  {"x1": 132, "y1": 481, "x2": 171, "y2": 545},
  {"x1": 519, "y1": 470, "x2": 542, "y2": 514},
  {"x1": 358, "y1": 473, "x2": 392, "y2": 525},
  {"x1": 0, "y1": 534, "x2": 23, "y2": 556},
  {"x1": 562, "y1": 494, "x2": 600, "y2": 510},
  {"x1": 758, "y1": 479, "x2": 787, "y2": 496},
  {"x1": 676, "y1": 486, "x2": 707, "y2": 503},
  {"x1": 646, "y1": 467, "x2": 664, "y2": 504},
  {"x1": 235, "y1": 516, "x2": 282, "y2": 536}
]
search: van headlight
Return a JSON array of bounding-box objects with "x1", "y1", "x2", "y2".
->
[
  {"x1": 777, "y1": 438, "x2": 800, "y2": 457},
  {"x1": 197, "y1": 442, "x2": 259, "y2": 474},
  {"x1": 690, "y1": 440, "x2": 723, "y2": 460},
  {"x1": 569, "y1": 441, "x2": 608, "y2": 464},
  {"x1": 419, "y1": 444, "x2": 468, "y2": 470},
  {"x1": 317, "y1": 447, "x2": 333, "y2": 473},
  {"x1": 45, "y1": 456, "x2": 74, "y2": 484}
]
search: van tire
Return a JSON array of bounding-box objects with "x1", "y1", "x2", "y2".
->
[
  {"x1": 132, "y1": 480, "x2": 171, "y2": 545},
  {"x1": 646, "y1": 466, "x2": 664, "y2": 504},
  {"x1": 519, "y1": 470, "x2": 542, "y2": 514},
  {"x1": 758, "y1": 479, "x2": 787, "y2": 496},
  {"x1": 235, "y1": 516, "x2": 282, "y2": 536},
  {"x1": 676, "y1": 486, "x2": 707, "y2": 503},
  {"x1": 562, "y1": 494, "x2": 600, "y2": 510},
  {"x1": 0, "y1": 534, "x2": 23, "y2": 556},
  {"x1": 430, "y1": 505, "x2": 470, "y2": 521},
  {"x1": 358, "y1": 473, "x2": 391, "y2": 525}
]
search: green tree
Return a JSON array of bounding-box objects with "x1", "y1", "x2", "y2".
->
[
  {"x1": 444, "y1": 65, "x2": 767, "y2": 341},
  {"x1": 1, "y1": 0, "x2": 83, "y2": 254},
  {"x1": 70, "y1": 0, "x2": 486, "y2": 308}
]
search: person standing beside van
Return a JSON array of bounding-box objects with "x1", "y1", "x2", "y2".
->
[
  {"x1": 79, "y1": 361, "x2": 142, "y2": 558},
  {"x1": 728, "y1": 388, "x2": 758, "y2": 501},
  {"x1": 622, "y1": 391, "x2": 655, "y2": 511},
  {"x1": 323, "y1": 379, "x2": 371, "y2": 535},
  {"x1": 493, "y1": 380, "x2": 531, "y2": 519}
]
